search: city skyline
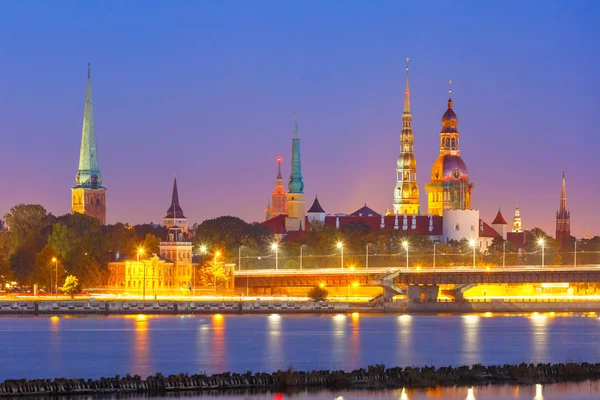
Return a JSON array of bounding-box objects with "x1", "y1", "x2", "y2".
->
[{"x1": 0, "y1": 2, "x2": 598, "y2": 237}]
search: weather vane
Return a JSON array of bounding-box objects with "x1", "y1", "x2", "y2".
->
[
  {"x1": 449, "y1": 79, "x2": 453, "y2": 98},
  {"x1": 406, "y1": 57, "x2": 409, "y2": 71}
]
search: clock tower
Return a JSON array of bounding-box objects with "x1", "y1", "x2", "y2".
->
[{"x1": 71, "y1": 63, "x2": 106, "y2": 225}]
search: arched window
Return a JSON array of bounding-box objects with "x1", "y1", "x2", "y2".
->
[
  {"x1": 445, "y1": 138, "x2": 450, "y2": 147},
  {"x1": 451, "y1": 138, "x2": 456, "y2": 148}
]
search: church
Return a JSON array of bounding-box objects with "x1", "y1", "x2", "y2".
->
[{"x1": 262, "y1": 64, "x2": 531, "y2": 252}]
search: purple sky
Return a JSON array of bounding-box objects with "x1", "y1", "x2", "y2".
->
[{"x1": 0, "y1": 1, "x2": 598, "y2": 238}]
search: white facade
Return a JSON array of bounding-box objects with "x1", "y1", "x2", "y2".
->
[{"x1": 441, "y1": 209, "x2": 480, "y2": 244}]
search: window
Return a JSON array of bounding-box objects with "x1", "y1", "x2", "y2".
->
[
  {"x1": 454, "y1": 224, "x2": 459, "y2": 231},
  {"x1": 471, "y1": 225, "x2": 475, "y2": 231}
]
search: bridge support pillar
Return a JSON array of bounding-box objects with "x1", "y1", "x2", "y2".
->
[{"x1": 407, "y1": 285, "x2": 439, "y2": 302}]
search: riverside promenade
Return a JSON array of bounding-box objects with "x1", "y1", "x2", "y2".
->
[{"x1": 3, "y1": 299, "x2": 600, "y2": 315}]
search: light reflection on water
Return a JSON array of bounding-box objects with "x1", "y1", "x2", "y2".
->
[{"x1": 2, "y1": 314, "x2": 600, "y2": 381}]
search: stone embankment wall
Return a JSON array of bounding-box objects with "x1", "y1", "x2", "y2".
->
[
  {"x1": 402, "y1": 300, "x2": 600, "y2": 313},
  {"x1": 0, "y1": 301, "x2": 349, "y2": 316},
  {"x1": 1, "y1": 363, "x2": 600, "y2": 396}
]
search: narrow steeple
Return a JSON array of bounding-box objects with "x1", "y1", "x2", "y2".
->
[
  {"x1": 75, "y1": 62, "x2": 102, "y2": 188},
  {"x1": 560, "y1": 172, "x2": 567, "y2": 211},
  {"x1": 166, "y1": 176, "x2": 185, "y2": 219},
  {"x1": 276, "y1": 157, "x2": 283, "y2": 180},
  {"x1": 404, "y1": 58, "x2": 411, "y2": 113},
  {"x1": 288, "y1": 112, "x2": 304, "y2": 194}
]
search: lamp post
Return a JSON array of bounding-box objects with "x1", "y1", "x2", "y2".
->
[
  {"x1": 271, "y1": 243, "x2": 279, "y2": 270},
  {"x1": 402, "y1": 241, "x2": 409, "y2": 271},
  {"x1": 195, "y1": 245, "x2": 207, "y2": 297},
  {"x1": 366, "y1": 244, "x2": 369, "y2": 269},
  {"x1": 337, "y1": 242, "x2": 344, "y2": 269},
  {"x1": 574, "y1": 240, "x2": 577, "y2": 267},
  {"x1": 502, "y1": 241, "x2": 506, "y2": 269},
  {"x1": 213, "y1": 251, "x2": 221, "y2": 294},
  {"x1": 300, "y1": 245, "x2": 305, "y2": 270},
  {"x1": 137, "y1": 248, "x2": 145, "y2": 300},
  {"x1": 469, "y1": 239, "x2": 477, "y2": 269},
  {"x1": 238, "y1": 246, "x2": 243, "y2": 271},
  {"x1": 538, "y1": 238, "x2": 545, "y2": 268},
  {"x1": 433, "y1": 242, "x2": 436, "y2": 270},
  {"x1": 51, "y1": 257, "x2": 58, "y2": 299}
]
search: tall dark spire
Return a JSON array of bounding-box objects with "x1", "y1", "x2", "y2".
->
[
  {"x1": 556, "y1": 172, "x2": 571, "y2": 246},
  {"x1": 276, "y1": 157, "x2": 283, "y2": 180},
  {"x1": 165, "y1": 176, "x2": 185, "y2": 219}
]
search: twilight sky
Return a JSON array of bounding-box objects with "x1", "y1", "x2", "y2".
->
[{"x1": 0, "y1": 1, "x2": 598, "y2": 238}]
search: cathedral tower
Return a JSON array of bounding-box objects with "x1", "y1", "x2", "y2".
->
[
  {"x1": 512, "y1": 206, "x2": 523, "y2": 233},
  {"x1": 285, "y1": 115, "x2": 305, "y2": 232},
  {"x1": 163, "y1": 176, "x2": 188, "y2": 234},
  {"x1": 265, "y1": 158, "x2": 287, "y2": 220},
  {"x1": 556, "y1": 172, "x2": 571, "y2": 246},
  {"x1": 425, "y1": 89, "x2": 473, "y2": 216},
  {"x1": 393, "y1": 59, "x2": 420, "y2": 215},
  {"x1": 71, "y1": 63, "x2": 107, "y2": 225}
]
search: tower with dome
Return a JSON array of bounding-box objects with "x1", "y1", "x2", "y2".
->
[{"x1": 425, "y1": 93, "x2": 473, "y2": 216}]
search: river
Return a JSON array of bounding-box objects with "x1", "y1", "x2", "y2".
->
[{"x1": 2, "y1": 313, "x2": 600, "y2": 396}]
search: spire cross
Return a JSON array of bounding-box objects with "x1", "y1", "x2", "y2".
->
[
  {"x1": 448, "y1": 79, "x2": 452, "y2": 98},
  {"x1": 88, "y1": 62, "x2": 91, "y2": 79},
  {"x1": 293, "y1": 110, "x2": 299, "y2": 135}
]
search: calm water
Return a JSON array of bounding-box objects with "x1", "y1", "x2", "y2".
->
[{"x1": 1, "y1": 314, "x2": 600, "y2": 382}]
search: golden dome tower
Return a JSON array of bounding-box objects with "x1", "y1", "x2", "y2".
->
[
  {"x1": 393, "y1": 58, "x2": 420, "y2": 215},
  {"x1": 425, "y1": 85, "x2": 473, "y2": 216}
]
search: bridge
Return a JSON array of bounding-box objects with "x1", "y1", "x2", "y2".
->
[{"x1": 234, "y1": 265, "x2": 600, "y2": 300}]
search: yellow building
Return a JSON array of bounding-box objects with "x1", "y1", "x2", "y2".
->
[{"x1": 425, "y1": 95, "x2": 473, "y2": 216}]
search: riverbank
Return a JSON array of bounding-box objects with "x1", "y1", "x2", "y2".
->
[
  {"x1": 1, "y1": 363, "x2": 600, "y2": 396},
  {"x1": 3, "y1": 299, "x2": 600, "y2": 315}
]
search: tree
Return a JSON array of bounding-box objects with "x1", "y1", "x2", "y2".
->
[
  {"x1": 3, "y1": 204, "x2": 49, "y2": 250},
  {"x1": 61, "y1": 275, "x2": 80, "y2": 299},
  {"x1": 141, "y1": 233, "x2": 161, "y2": 255},
  {"x1": 307, "y1": 286, "x2": 328, "y2": 301},
  {"x1": 196, "y1": 261, "x2": 228, "y2": 287}
]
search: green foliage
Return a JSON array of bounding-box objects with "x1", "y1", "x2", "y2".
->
[
  {"x1": 3, "y1": 204, "x2": 49, "y2": 250},
  {"x1": 196, "y1": 261, "x2": 228, "y2": 287},
  {"x1": 307, "y1": 286, "x2": 328, "y2": 301},
  {"x1": 61, "y1": 275, "x2": 80, "y2": 299}
]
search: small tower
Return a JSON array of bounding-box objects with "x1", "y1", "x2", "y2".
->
[
  {"x1": 163, "y1": 176, "x2": 188, "y2": 234},
  {"x1": 285, "y1": 113, "x2": 305, "y2": 232},
  {"x1": 265, "y1": 158, "x2": 287, "y2": 220},
  {"x1": 72, "y1": 63, "x2": 107, "y2": 225},
  {"x1": 556, "y1": 172, "x2": 571, "y2": 246},
  {"x1": 393, "y1": 58, "x2": 420, "y2": 215},
  {"x1": 512, "y1": 206, "x2": 523, "y2": 233},
  {"x1": 307, "y1": 195, "x2": 326, "y2": 223},
  {"x1": 491, "y1": 208, "x2": 508, "y2": 240}
]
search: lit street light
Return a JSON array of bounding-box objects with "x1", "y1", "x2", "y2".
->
[
  {"x1": 402, "y1": 241, "x2": 409, "y2": 271},
  {"x1": 366, "y1": 243, "x2": 370, "y2": 269},
  {"x1": 271, "y1": 243, "x2": 279, "y2": 270},
  {"x1": 213, "y1": 251, "x2": 221, "y2": 294},
  {"x1": 502, "y1": 241, "x2": 506, "y2": 269},
  {"x1": 433, "y1": 242, "x2": 436, "y2": 270},
  {"x1": 238, "y1": 245, "x2": 244, "y2": 271},
  {"x1": 137, "y1": 248, "x2": 146, "y2": 300},
  {"x1": 538, "y1": 238, "x2": 546, "y2": 267},
  {"x1": 299, "y1": 244, "x2": 305, "y2": 270},
  {"x1": 469, "y1": 239, "x2": 477, "y2": 269},
  {"x1": 51, "y1": 257, "x2": 58, "y2": 299},
  {"x1": 337, "y1": 242, "x2": 344, "y2": 269}
]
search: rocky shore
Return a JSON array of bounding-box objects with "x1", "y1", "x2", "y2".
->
[{"x1": 2, "y1": 363, "x2": 600, "y2": 396}]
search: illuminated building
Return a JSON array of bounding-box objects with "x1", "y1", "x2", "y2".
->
[
  {"x1": 265, "y1": 158, "x2": 287, "y2": 220},
  {"x1": 425, "y1": 94, "x2": 473, "y2": 216},
  {"x1": 71, "y1": 63, "x2": 106, "y2": 225},
  {"x1": 163, "y1": 176, "x2": 188, "y2": 234},
  {"x1": 307, "y1": 196, "x2": 326, "y2": 223},
  {"x1": 491, "y1": 208, "x2": 508, "y2": 240},
  {"x1": 393, "y1": 59, "x2": 420, "y2": 216},
  {"x1": 512, "y1": 206, "x2": 523, "y2": 233},
  {"x1": 556, "y1": 172, "x2": 571, "y2": 246}
]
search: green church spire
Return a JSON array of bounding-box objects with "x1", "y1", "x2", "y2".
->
[
  {"x1": 75, "y1": 63, "x2": 103, "y2": 188},
  {"x1": 288, "y1": 113, "x2": 304, "y2": 194}
]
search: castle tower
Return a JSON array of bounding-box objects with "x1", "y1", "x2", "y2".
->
[
  {"x1": 512, "y1": 206, "x2": 523, "y2": 233},
  {"x1": 71, "y1": 63, "x2": 107, "y2": 225},
  {"x1": 425, "y1": 87, "x2": 473, "y2": 216},
  {"x1": 285, "y1": 115, "x2": 305, "y2": 232},
  {"x1": 556, "y1": 172, "x2": 571, "y2": 246},
  {"x1": 265, "y1": 158, "x2": 287, "y2": 220},
  {"x1": 163, "y1": 176, "x2": 188, "y2": 234},
  {"x1": 393, "y1": 59, "x2": 420, "y2": 215},
  {"x1": 491, "y1": 208, "x2": 508, "y2": 240}
]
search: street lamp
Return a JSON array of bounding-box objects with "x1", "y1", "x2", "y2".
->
[
  {"x1": 337, "y1": 242, "x2": 344, "y2": 269},
  {"x1": 238, "y1": 246, "x2": 243, "y2": 271},
  {"x1": 433, "y1": 242, "x2": 436, "y2": 270},
  {"x1": 469, "y1": 239, "x2": 477, "y2": 269},
  {"x1": 502, "y1": 241, "x2": 506, "y2": 269},
  {"x1": 402, "y1": 241, "x2": 409, "y2": 271},
  {"x1": 137, "y1": 248, "x2": 146, "y2": 300},
  {"x1": 366, "y1": 243, "x2": 370, "y2": 269},
  {"x1": 51, "y1": 257, "x2": 58, "y2": 299},
  {"x1": 213, "y1": 251, "x2": 221, "y2": 294},
  {"x1": 299, "y1": 244, "x2": 305, "y2": 270},
  {"x1": 271, "y1": 243, "x2": 279, "y2": 270},
  {"x1": 538, "y1": 238, "x2": 546, "y2": 267}
]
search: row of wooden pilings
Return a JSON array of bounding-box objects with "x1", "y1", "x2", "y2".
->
[{"x1": 3, "y1": 362, "x2": 600, "y2": 396}]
